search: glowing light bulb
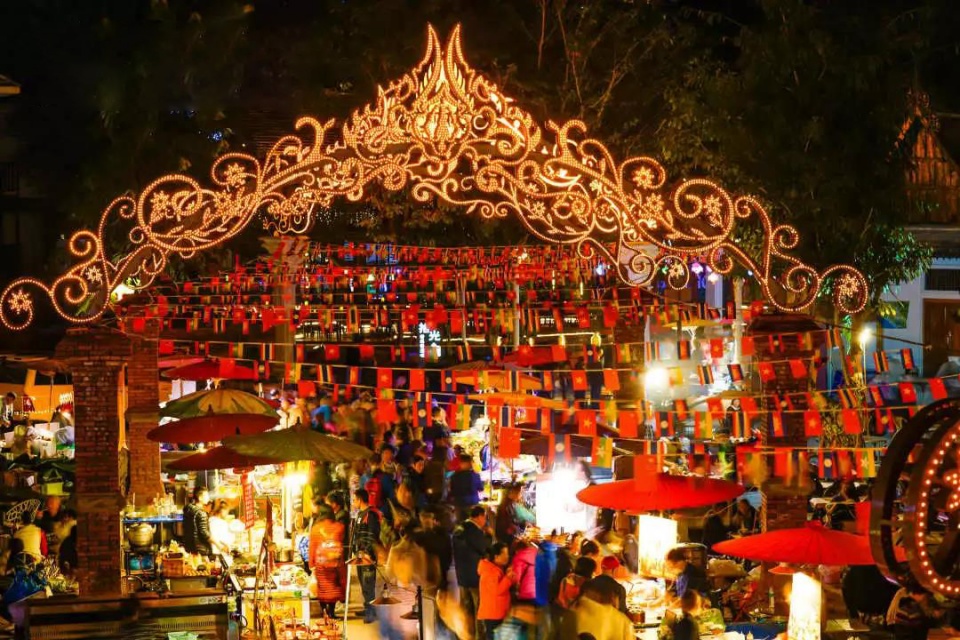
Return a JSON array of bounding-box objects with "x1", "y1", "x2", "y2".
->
[
  {"x1": 857, "y1": 327, "x2": 872, "y2": 347},
  {"x1": 644, "y1": 367, "x2": 669, "y2": 390}
]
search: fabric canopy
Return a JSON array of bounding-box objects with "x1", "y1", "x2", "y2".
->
[
  {"x1": 147, "y1": 414, "x2": 278, "y2": 444},
  {"x1": 150, "y1": 388, "x2": 279, "y2": 443},
  {"x1": 160, "y1": 389, "x2": 277, "y2": 421},
  {"x1": 162, "y1": 359, "x2": 258, "y2": 381},
  {"x1": 576, "y1": 475, "x2": 744, "y2": 513},
  {"x1": 225, "y1": 427, "x2": 373, "y2": 463},
  {"x1": 712, "y1": 522, "x2": 876, "y2": 565}
]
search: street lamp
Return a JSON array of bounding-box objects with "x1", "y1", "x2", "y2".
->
[{"x1": 858, "y1": 327, "x2": 872, "y2": 382}]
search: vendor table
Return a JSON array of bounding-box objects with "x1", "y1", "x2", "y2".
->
[{"x1": 12, "y1": 591, "x2": 229, "y2": 639}]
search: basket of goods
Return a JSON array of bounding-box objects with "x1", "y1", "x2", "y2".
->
[{"x1": 162, "y1": 554, "x2": 185, "y2": 577}]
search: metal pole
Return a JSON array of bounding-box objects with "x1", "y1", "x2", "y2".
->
[
  {"x1": 417, "y1": 586, "x2": 424, "y2": 640},
  {"x1": 733, "y1": 277, "x2": 745, "y2": 364},
  {"x1": 514, "y1": 282, "x2": 521, "y2": 348},
  {"x1": 343, "y1": 483, "x2": 353, "y2": 637}
]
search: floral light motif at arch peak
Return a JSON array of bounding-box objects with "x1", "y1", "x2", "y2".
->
[{"x1": 0, "y1": 24, "x2": 867, "y2": 330}]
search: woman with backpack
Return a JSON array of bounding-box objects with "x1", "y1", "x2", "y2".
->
[
  {"x1": 556, "y1": 557, "x2": 597, "y2": 610},
  {"x1": 308, "y1": 504, "x2": 346, "y2": 617}
]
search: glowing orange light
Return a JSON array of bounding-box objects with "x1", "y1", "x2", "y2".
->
[{"x1": 0, "y1": 25, "x2": 868, "y2": 330}]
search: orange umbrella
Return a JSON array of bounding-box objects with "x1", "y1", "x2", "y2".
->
[
  {"x1": 163, "y1": 359, "x2": 258, "y2": 381},
  {"x1": 576, "y1": 475, "x2": 744, "y2": 513},
  {"x1": 467, "y1": 392, "x2": 567, "y2": 410},
  {"x1": 712, "y1": 522, "x2": 875, "y2": 566},
  {"x1": 166, "y1": 446, "x2": 277, "y2": 472}
]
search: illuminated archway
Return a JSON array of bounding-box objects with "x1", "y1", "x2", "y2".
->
[{"x1": 0, "y1": 25, "x2": 867, "y2": 330}]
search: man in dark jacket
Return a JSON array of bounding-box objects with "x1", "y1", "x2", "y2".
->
[
  {"x1": 351, "y1": 489, "x2": 381, "y2": 624},
  {"x1": 585, "y1": 556, "x2": 629, "y2": 614},
  {"x1": 452, "y1": 506, "x2": 491, "y2": 638},
  {"x1": 183, "y1": 487, "x2": 216, "y2": 556},
  {"x1": 449, "y1": 454, "x2": 483, "y2": 519},
  {"x1": 413, "y1": 506, "x2": 453, "y2": 589}
]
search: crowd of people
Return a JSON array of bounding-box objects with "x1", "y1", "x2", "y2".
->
[
  {"x1": 252, "y1": 395, "x2": 708, "y2": 640},
  {"x1": 1, "y1": 495, "x2": 77, "y2": 583},
  {"x1": 167, "y1": 387, "x2": 957, "y2": 640}
]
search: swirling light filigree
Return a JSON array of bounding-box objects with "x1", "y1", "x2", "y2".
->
[{"x1": 0, "y1": 24, "x2": 868, "y2": 330}]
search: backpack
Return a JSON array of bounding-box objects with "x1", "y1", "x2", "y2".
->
[
  {"x1": 313, "y1": 538, "x2": 342, "y2": 568},
  {"x1": 365, "y1": 472, "x2": 383, "y2": 510},
  {"x1": 556, "y1": 574, "x2": 585, "y2": 609}
]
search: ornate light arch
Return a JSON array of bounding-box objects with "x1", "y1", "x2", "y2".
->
[{"x1": 0, "y1": 25, "x2": 867, "y2": 330}]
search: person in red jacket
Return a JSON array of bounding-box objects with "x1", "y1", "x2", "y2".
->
[{"x1": 477, "y1": 542, "x2": 515, "y2": 640}]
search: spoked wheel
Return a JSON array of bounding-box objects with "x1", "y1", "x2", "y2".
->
[{"x1": 872, "y1": 399, "x2": 960, "y2": 596}]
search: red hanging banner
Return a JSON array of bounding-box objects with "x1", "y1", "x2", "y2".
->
[{"x1": 242, "y1": 474, "x2": 256, "y2": 530}]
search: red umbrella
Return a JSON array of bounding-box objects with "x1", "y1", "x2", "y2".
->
[
  {"x1": 712, "y1": 522, "x2": 876, "y2": 565},
  {"x1": 147, "y1": 414, "x2": 278, "y2": 443},
  {"x1": 158, "y1": 355, "x2": 207, "y2": 369},
  {"x1": 163, "y1": 359, "x2": 258, "y2": 381},
  {"x1": 576, "y1": 475, "x2": 744, "y2": 513},
  {"x1": 166, "y1": 446, "x2": 277, "y2": 472}
]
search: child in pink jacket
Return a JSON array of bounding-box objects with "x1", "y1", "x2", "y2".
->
[{"x1": 511, "y1": 540, "x2": 538, "y2": 602}]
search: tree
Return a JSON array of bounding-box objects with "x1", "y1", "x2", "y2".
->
[
  {"x1": 1, "y1": 0, "x2": 251, "y2": 268},
  {"x1": 654, "y1": 0, "x2": 942, "y2": 314},
  {"x1": 5, "y1": 0, "x2": 959, "y2": 293}
]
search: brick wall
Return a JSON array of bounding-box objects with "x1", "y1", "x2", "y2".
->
[
  {"x1": 55, "y1": 328, "x2": 132, "y2": 596},
  {"x1": 126, "y1": 318, "x2": 163, "y2": 505}
]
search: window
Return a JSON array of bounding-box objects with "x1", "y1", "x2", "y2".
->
[
  {"x1": 925, "y1": 269, "x2": 960, "y2": 291},
  {"x1": 34, "y1": 372, "x2": 71, "y2": 386}
]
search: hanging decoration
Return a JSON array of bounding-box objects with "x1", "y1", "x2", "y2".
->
[{"x1": 0, "y1": 25, "x2": 866, "y2": 331}]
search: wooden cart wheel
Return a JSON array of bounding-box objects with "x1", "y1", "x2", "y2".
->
[{"x1": 872, "y1": 399, "x2": 960, "y2": 597}]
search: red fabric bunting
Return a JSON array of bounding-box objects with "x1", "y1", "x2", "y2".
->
[
  {"x1": 899, "y1": 382, "x2": 918, "y2": 404},
  {"x1": 788, "y1": 359, "x2": 807, "y2": 379},
  {"x1": 710, "y1": 339, "x2": 725, "y2": 359},
  {"x1": 603, "y1": 369, "x2": 621, "y2": 392},
  {"x1": 577, "y1": 410, "x2": 598, "y2": 436},
  {"x1": 803, "y1": 409, "x2": 822, "y2": 436},
  {"x1": 324, "y1": 345, "x2": 341, "y2": 362},
  {"x1": 842, "y1": 409, "x2": 862, "y2": 434},
  {"x1": 758, "y1": 361, "x2": 776, "y2": 382},
  {"x1": 409, "y1": 369, "x2": 426, "y2": 391},
  {"x1": 633, "y1": 454, "x2": 659, "y2": 481},
  {"x1": 571, "y1": 370, "x2": 588, "y2": 391},
  {"x1": 499, "y1": 428, "x2": 521, "y2": 459},
  {"x1": 618, "y1": 411, "x2": 639, "y2": 438},
  {"x1": 930, "y1": 378, "x2": 947, "y2": 401}
]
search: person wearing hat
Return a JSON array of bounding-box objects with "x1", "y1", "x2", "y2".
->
[{"x1": 585, "y1": 556, "x2": 628, "y2": 614}]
